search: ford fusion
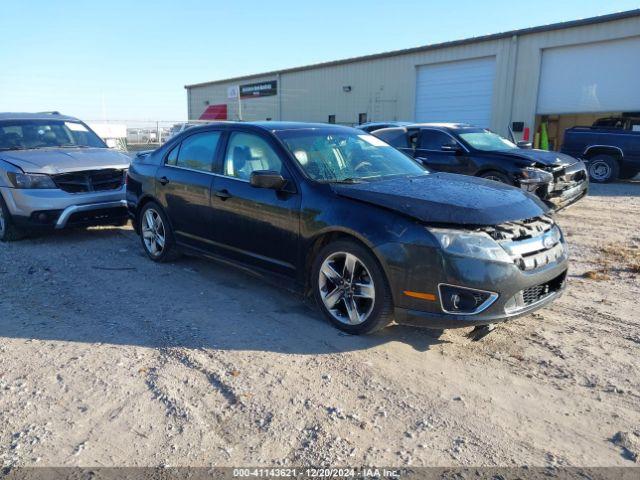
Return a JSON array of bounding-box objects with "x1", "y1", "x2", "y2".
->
[
  {"x1": 126, "y1": 122, "x2": 568, "y2": 334},
  {"x1": 0, "y1": 112, "x2": 130, "y2": 241},
  {"x1": 372, "y1": 123, "x2": 588, "y2": 211}
]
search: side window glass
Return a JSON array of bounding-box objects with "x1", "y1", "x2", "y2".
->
[
  {"x1": 175, "y1": 131, "x2": 220, "y2": 171},
  {"x1": 375, "y1": 130, "x2": 409, "y2": 148},
  {"x1": 420, "y1": 130, "x2": 456, "y2": 150},
  {"x1": 223, "y1": 132, "x2": 284, "y2": 180},
  {"x1": 166, "y1": 144, "x2": 179, "y2": 166}
]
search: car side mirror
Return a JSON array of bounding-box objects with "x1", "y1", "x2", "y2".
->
[
  {"x1": 250, "y1": 170, "x2": 287, "y2": 190},
  {"x1": 517, "y1": 141, "x2": 533, "y2": 149}
]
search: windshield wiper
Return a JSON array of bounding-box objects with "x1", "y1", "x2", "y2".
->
[
  {"x1": 330, "y1": 177, "x2": 365, "y2": 184},
  {"x1": 0, "y1": 146, "x2": 27, "y2": 151}
]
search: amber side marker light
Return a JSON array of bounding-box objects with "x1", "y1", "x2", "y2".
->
[{"x1": 403, "y1": 291, "x2": 437, "y2": 301}]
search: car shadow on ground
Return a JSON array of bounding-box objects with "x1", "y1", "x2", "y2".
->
[
  {"x1": 588, "y1": 180, "x2": 640, "y2": 197},
  {"x1": 0, "y1": 226, "x2": 450, "y2": 354}
]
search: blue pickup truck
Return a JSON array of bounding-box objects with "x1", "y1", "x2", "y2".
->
[{"x1": 562, "y1": 117, "x2": 640, "y2": 182}]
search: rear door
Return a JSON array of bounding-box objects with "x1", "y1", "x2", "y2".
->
[
  {"x1": 415, "y1": 129, "x2": 472, "y2": 174},
  {"x1": 208, "y1": 131, "x2": 301, "y2": 277},
  {"x1": 154, "y1": 130, "x2": 222, "y2": 251}
]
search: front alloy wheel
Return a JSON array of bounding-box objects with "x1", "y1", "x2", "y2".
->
[
  {"x1": 319, "y1": 252, "x2": 376, "y2": 325},
  {"x1": 313, "y1": 240, "x2": 393, "y2": 334},
  {"x1": 0, "y1": 195, "x2": 24, "y2": 242},
  {"x1": 139, "y1": 202, "x2": 179, "y2": 262},
  {"x1": 142, "y1": 208, "x2": 166, "y2": 258}
]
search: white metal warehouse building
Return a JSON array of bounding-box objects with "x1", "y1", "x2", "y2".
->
[{"x1": 185, "y1": 10, "x2": 640, "y2": 150}]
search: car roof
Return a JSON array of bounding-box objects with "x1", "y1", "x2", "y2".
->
[
  {"x1": 0, "y1": 112, "x2": 82, "y2": 122},
  {"x1": 180, "y1": 121, "x2": 360, "y2": 135},
  {"x1": 407, "y1": 122, "x2": 478, "y2": 130},
  {"x1": 374, "y1": 123, "x2": 485, "y2": 133},
  {"x1": 360, "y1": 121, "x2": 412, "y2": 127},
  {"x1": 249, "y1": 121, "x2": 359, "y2": 132}
]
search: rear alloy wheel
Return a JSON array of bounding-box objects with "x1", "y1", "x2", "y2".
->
[
  {"x1": 587, "y1": 155, "x2": 619, "y2": 183},
  {"x1": 312, "y1": 240, "x2": 393, "y2": 334},
  {"x1": 139, "y1": 202, "x2": 179, "y2": 262},
  {"x1": 480, "y1": 171, "x2": 512, "y2": 185},
  {"x1": 0, "y1": 195, "x2": 24, "y2": 242}
]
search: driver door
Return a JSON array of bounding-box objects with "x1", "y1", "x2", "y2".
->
[
  {"x1": 209, "y1": 131, "x2": 301, "y2": 277},
  {"x1": 414, "y1": 129, "x2": 471, "y2": 174}
]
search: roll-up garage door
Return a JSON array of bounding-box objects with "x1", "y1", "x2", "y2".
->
[
  {"x1": 537, "y1": 36, "x2": 640, "y2": 114},
  {"x1": 415, "y1": 57, "x2": 496, "y2": 127}
]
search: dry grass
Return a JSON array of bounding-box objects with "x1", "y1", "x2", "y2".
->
[
  {"x1": 587, "y1": 243, "x2": 640, "y2": 278},
  {"x1": 582, "y1": 270, "x2": 611, "y2": 281}
]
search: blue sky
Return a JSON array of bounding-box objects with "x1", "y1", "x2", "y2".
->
[{"x1": 1, "y1": 0, "x2": 638, "y2": 123}]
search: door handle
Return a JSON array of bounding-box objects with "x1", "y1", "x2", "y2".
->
[
  {"x1": 159, "y1": 176, "x2": 170, "y2": 186},
  {"x1": 214, "y1": 189, "x2": 232, "y2": 200}
]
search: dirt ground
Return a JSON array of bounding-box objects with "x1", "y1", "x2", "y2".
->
[{"x1": 0, "y1": 182, "x2": 638, "y2": 468}]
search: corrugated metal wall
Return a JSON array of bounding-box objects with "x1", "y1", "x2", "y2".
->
[{"x1": 187, "y1": 14, "x2": 640, "y2": 137}]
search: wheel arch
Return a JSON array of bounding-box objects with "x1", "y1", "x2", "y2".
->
[
  {"x1": 475, "y1": 167, "x2": 515, "y2": 184},
  {"x1": 302, "y1": 228, "x2": 389, "y2": 297},
  {"x1": 583, "y1": 145, "x2": 624, "y2": 162},
  {"x1": 134, "y1": 194, "x2": 164, "y2": 234}
]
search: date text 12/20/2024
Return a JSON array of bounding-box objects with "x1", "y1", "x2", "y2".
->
[{"x1": 233, "y1": 468, "x2": 404, "y2": 478}]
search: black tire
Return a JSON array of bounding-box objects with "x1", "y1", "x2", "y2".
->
[
  {"x1": 311, "y1": 239, "x2": 393, "y2": 335},
  {"x1": 587, "y1": 154, "x2": 620, "y2": 183},
  {"x1": 0, "y1": 194, "x2": 25, "y2": 242},
  {"x1": 479, "y1": 170, "x2": 513, "y2": 185},
  {"x1": 619, "y1": 166, "x2": 639, "y2": 180},
  {"x1": 138, "y1": 201, "x2": 180, "y2": 262}
]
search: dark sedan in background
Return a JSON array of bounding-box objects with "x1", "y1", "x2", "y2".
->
[
  {"x1": 126, "y1": 122, "x2": 568, "y2": 334},
  {"x1": 373, "y1": 123, "x2": 588, "y2": 211}
]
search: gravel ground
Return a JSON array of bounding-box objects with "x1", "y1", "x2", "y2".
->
[{"x1": 0, "y1": 182, "x2": 638, "y2": 467}]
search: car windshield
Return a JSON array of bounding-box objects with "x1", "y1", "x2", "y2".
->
[
  {"x1": 0, "y1": 119, "x2": 106, "y2": 151},
  {"x1": 276, "y1": 129, "x2": 427, "y2": 182},
  {"x1": 458, "y1": 130, "x2": 518, "y2": 151}
]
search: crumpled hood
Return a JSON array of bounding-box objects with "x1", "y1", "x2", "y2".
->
[
  {"x1": 333, "y1": 173, "x2": 549, "y2": 226},
  {"x1": 0, "y1": 148, "x2": 130, "y2": 174},
  {"x1": 494, "y1": 148, "x2": 577, "y2": 167}
]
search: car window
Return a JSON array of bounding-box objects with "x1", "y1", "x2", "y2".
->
[
  {"x1": 458, "y1": 130, "x2": 517, "y2": 151},
  {"x1": 165, "y1": 144, "x2": 179, "y2": 166},
  {"x1": 223, "y1": 132, "x2": 283, "y2": 180},
  {"x1": 0, "y1": 119, "x2": 105, "y2": 150},
  {"x1": 373, "y1": 129, "x2": 410, "y2": 148},
  {"x1": 277, "y1": 129, "x2": 426, "y2": 182},
  {"x1": 419, "y1": 130, "x2": 457, "y2": 150},
  {"x1": 175, "y1": 131, "x2": 220, "y2": 171}
]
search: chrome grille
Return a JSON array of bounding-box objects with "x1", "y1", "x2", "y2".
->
[
  {"x1": 483, "y1": 214, "x2": 554, "y2": 242},
  {"x1": 53, "y1": 169, "x2": 124, "y2": 193},
  {"x1": 548, "y1": 162, "x2": 588, "y2": 194},
  {"x1": 484, "y1": 215, "x2": 566, "y2": 271}
]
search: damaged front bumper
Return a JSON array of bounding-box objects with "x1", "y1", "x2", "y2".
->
[
  {"x1": 1, "y1": 185, "x2": 128, "y2": 230},
  {"x1": 522, "y1": 161, "x2": 589, "y2": 211}
]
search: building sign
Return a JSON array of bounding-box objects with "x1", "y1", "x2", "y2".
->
[
  {"x1": 240, "y1": 80, "x2": 277, "y2": 99},
  {"x1": 227, "y1": 86, "x2": 239, "y2": 99}
]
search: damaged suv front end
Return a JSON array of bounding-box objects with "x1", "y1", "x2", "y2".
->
[{"x1": 0, "y1": 113, "x2": 130, "y2": 241}]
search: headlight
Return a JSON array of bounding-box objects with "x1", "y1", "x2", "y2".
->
[
  {"x1": 429, "y1": 228, "x2": 513, "y2": 264},
  {"x1": 7, "y1": 172, "x2": 57, "y2": 189},
  {"x1": 520, "y1": 167, "x2": 553, "y2": 184}
]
